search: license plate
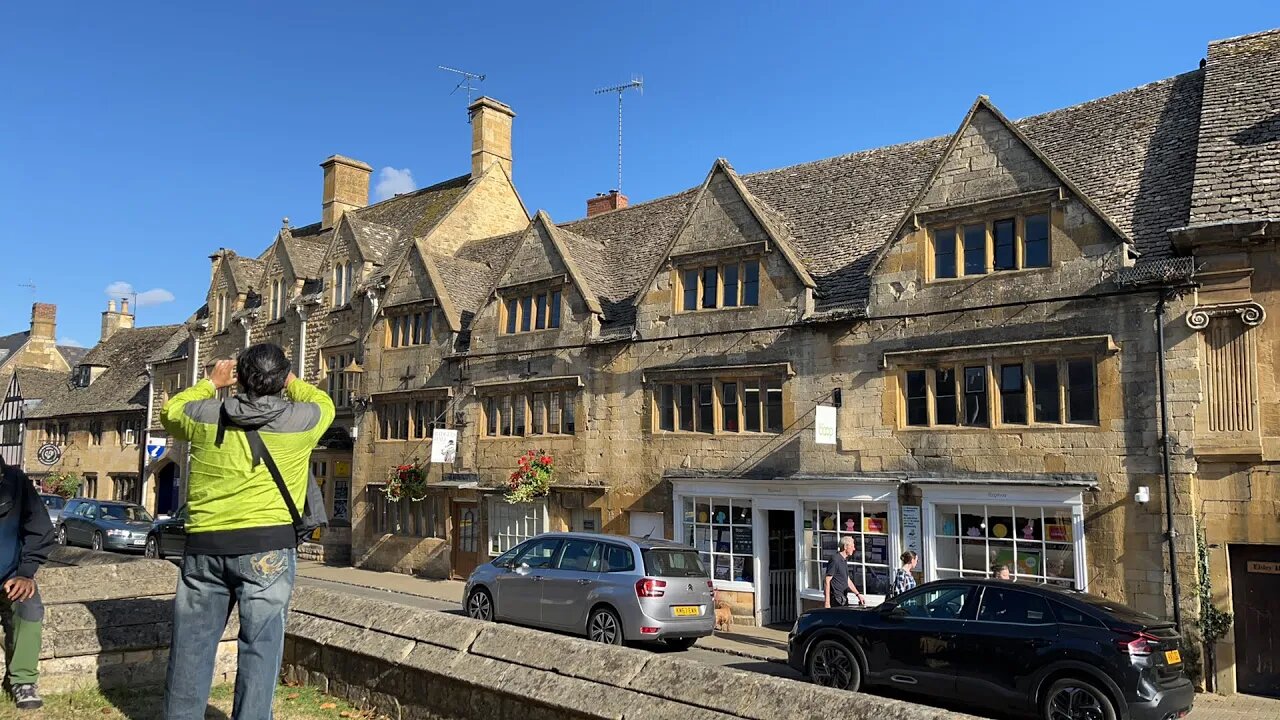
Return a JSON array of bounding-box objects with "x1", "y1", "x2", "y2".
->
[
  {"x1": 672, "y1": 606, "x2": 700, "y2": 617},
  {"x1": 1165, "y1": 649, "x2": 1182, "y2": 665}
]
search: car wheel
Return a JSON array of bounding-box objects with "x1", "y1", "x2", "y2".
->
[
  {"x1": 1043, "y1": 678, "x2": 1116, "y2": 720},
  {"x1": 662, "y1": 637, "x2": 697, "y2": 651},
  {"x1": 807, "y1": 638, "x2": 862, "y2": 692},
  {"x1": 92, "y1": 532, "x2": 104, "y2": 552},
  {"x1": 56, "y1": 526, "x2": 67, "y2": 546},
  {"x1": 587, "y1": 607, "x2": 624, "y2": 645},
  {"x1": 466, "y1": 588, "x2": 494, "y2": 622},
  {"x1": 144, "y1": 536, "x2": 161, "y2": 559}
]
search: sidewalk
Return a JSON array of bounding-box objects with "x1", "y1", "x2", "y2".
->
[{"x1": 293, "y1": 563, "x2": 1277, "y2": 720}]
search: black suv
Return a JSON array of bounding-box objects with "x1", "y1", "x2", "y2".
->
[
  {"x1": 144, "y1": 504, "x2": 188, "y2": 560},
  {"x1": 788, "y1": 580, "x2": 1193, "y2": 720}
]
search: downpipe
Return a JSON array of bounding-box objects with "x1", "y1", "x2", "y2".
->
[{"x1": 1155, "y1": 293, "x2": 1183, "y2": 633}]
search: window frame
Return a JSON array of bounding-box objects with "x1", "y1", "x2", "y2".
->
[
  {"x1": 652, "y1": 375, "x2": 786, "y2": 435},
  {"x1": 481, "y1": 388, "x2": 580, "y2": 438},
  {"x1": 376, "y1": 393, "x2": 450, "y2": 442},
  {"x1": 674, "y1": 259, "x2": 762, "y2": 313},
  {"x1": 325, "y1": 352, "x2": 353, "y2": 409},
  {"x1": 385, "y1": 308, "x2": 434, "y2": 349},
  {"x1": 501, "y1": 288, "x2": 564, "y2": 335},
  {"x1": 488, "y1": 499, "x2": 548, "y2": 556},
  {"x1": 928, "y1": 211, "x2": 1052, "y2": 282},
  {"x1": 898, "y1": 356, "x2": 1098, "y2": 430}
]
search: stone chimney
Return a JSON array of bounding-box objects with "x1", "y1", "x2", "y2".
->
[
  {"x1": 30, "y1": 303, "x2": 56, "y2": 342},
  {"x1": 101, "y1": 298, "x2": 135, "y2": 343},
  {"x1": 468, "y1": 97, "x2": 515, "y2": 178},
  {"x1": 586, "y1": 190, "x2": 629, "y2": 218},
  {"x1": 321, "y1": 155, "x2": 373, "y2": 230}
]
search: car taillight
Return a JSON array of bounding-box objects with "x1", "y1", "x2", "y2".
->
[
  {"x1": 1116, "y1": 631, "x2": 1161, "y2": 656},
  {"x1": 636, "y1": 578, "x2": 667, "y2": 598}
]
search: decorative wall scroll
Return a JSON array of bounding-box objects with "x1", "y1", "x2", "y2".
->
[{"x1": 1186, "y1": 301, "x2": 1266, "y2": 330}]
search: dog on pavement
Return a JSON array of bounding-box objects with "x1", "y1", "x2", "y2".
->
[{"x1": 713, "y1": 593, "x2": 734, "y2": 631}]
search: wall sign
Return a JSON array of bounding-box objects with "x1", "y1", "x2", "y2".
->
[
  {"x1": 146, "y1": 437, "x2": 169, "y2": 462},
  {"x1": 902, "y1": 505, "x2": 922, "y2": 569},
  {"x1": 814, "y1": 405, "x2": 837, "y2": 445},
  {"x1": 36, "y1": 443, "x2": 61, "y2": 466},
  {"x1": 1247, "y1": 561, "x2": 1280, "y2": 575}
]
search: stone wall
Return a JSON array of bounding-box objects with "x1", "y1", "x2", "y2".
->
[
  {"x1": 0, "y1": 547, "x2": 235, "y2": 693},
  {"x1": 283, "y1": 585, "x2": 979, "y2": 720}
]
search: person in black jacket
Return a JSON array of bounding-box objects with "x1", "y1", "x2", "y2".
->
[{"x1": 0, "y1": 458, "x2": 55, "y2": 711}]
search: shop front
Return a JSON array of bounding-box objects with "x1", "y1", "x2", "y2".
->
[{"x1": 670, "y1": 474, "x2": 901, "y2": 627}]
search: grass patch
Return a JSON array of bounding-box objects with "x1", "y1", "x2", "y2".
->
[{"x1": 0, "y1": 683, "x2": 383, "y2": 719}]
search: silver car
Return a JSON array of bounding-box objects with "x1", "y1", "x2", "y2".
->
[{"x1": 463, "y1": 532, "x2": 715, "y2": 649}]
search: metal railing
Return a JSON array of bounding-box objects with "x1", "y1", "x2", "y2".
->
[{"x1": 767, "y1": 569, "x2": 797, "y2": 625}]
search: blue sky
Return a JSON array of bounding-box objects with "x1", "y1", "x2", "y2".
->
[{"x1": 2, "y1": 1, "x2": 1276, "y2": 348}]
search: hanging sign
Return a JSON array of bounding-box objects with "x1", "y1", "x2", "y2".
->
[
  {"x1": 814, "y1": 405, "x2": 837, "y2": 445},
  {"x1": 430, "y1": 429, "x2": 458, "y2": 464},
  {"x1": 36, "y1": 444, "x2": 61, "y2": 466}
]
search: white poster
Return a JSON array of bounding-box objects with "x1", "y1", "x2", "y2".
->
[
  {"x1": 814, "y1": 405, "x2": 837, "y2": 445},
  {"x1": 430, "y1": 429, "x2": 458, "y2": 463},
  {"x1": 902, "y1": 505, "x2": 922, "y2": 570},
  {"x1": 629, "y1": 511, "x2": 664, "y2": 539}
]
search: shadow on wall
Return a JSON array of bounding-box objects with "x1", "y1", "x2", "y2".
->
[{"x1": 354, "y1": 532, "x2": 451, "y2": 578}]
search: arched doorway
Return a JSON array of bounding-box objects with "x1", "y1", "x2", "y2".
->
[{"x1": 155, "y1": 463, "x2": 179, "y2": 516}]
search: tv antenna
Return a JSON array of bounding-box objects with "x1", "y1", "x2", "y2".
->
[
  {"x1": 18, "y1": 280, "x2": 36, "y2": 296},
  {"x1": 439, "y1": 65, "x2": 486, "y2": 112},
  {"x1": 594, "y1": 76, "x2": 643, "y2": 194}
]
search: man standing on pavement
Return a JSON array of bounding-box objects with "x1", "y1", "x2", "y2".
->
[
  {"x1": 160, "y1": 344, "x2": 333, "y2": 720},
  {"x1": 0, "y1": 458, "x2": 55, "y2": 711},
  {"x1": 824, "y1": 536, "x2": 866, "y2": 608}
]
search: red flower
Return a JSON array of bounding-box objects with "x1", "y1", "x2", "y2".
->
[{"x1": 539, "y1": 455, "x2": 552, "y2": 465}]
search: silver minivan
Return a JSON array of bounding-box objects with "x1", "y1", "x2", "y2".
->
[{"x1": 463, "y1": 532, "x2": 716, "y2": 649}]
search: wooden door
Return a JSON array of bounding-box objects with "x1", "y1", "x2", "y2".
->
[
  {"x1": 1230, "y1": 544, "x2": 1280, "y2": 696},
  {"x1": 451, "y1": 501, "x2": 482, "y2": 579}
]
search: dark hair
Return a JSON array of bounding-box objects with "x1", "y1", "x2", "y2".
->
[
  {"x1": 900, "y1": 550, "x2": 917, "y2": 564},
  {"x1": 236, "y1": 343, "x2": 290, "y2": 398},
  {"x1": 993, "y1": 564, "x2": 1010, "y2": 573}
]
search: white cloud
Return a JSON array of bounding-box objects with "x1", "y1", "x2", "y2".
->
[
  {"x1": 58, "y1": 337, "x2": 84, "y2": 347},
  {"x1": 103, "y1": 281, "x2": 175, "y2": 308},
  {"x1": 373, "y1": 167, "x2": 416, "y2": 201}
]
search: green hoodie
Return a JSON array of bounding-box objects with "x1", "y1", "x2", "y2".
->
[{"x1": 160, "y1": 378, "x2": 334, "y2": 555}]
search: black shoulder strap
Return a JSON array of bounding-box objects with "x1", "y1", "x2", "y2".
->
[{"x1": 244, "y1": 429, "x2": 303, "y2": 527}]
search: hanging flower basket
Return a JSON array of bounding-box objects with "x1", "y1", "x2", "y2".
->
[
  {"x1": 385, "y1": 461, "x2": 429, "y2": 503},
  {"x1": 42, "y1": 471, "x2": 81, "y2": 500},
  {"x1": 505, "y1": 450, "x2": 552, "y2": 504}
]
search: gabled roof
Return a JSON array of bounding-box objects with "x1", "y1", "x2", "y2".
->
[
  {"x1": 279, "y1": 223, "x2": 331, "y2": 280},
  {"x1": 870, "y1": 96, "x2": 1134, "y2": 279},
  {"x1": 349, "y1": 174, "x2": 473, "y2": 273},
  {"x1": 223, "y1": 253, "x2": 265, "y2": 295},
  {"x1": 344, "y1": 216, "x2": 401, "y2": 266},
  {"x1": 26, "y1": 325, "x2": 186, "y2": 419},
  {"x1": 632, "y1": 158, "x2": 816, "y2": 310},
  {"x1": 6, "y1": 368, "x2": 68, "y2": 402},
  {"x1": 1188, "y1": 28, "x2": 1280, "y2": 225},
  {"x1": 489, "y1": 212, "x2": 605, "y2": 317},
  {"x1": 58, "y1": 345, "x2": 88, "y2": 367},
  {"x1": 0, "y1": 332, "x2": 29, "y2": 365}
]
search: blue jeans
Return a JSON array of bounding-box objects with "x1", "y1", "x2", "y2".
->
[{"x1": 163, "y1": 549, "x2": 297, "y2": 720}]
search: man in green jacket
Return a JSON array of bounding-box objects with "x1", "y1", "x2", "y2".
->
[{"x1": 159, "y1": 343, "x2": 333, "y2": 720}]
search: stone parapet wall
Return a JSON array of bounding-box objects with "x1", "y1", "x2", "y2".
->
[
  {"x1": 283, "y1": 586, "x2": 979, "y2": 720},
  {"x1": 0, "y1": 548, "x2": 236, "y2": 693}
]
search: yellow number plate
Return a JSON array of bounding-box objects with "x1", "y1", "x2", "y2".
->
[
  {"x1": 672, "y1": 606, "x2": 700, "y2": 617},
  {"x1": 1165, "y1": 650, "x2": 1182, "y2": 665}
]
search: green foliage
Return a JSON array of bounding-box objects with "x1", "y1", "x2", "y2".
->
[
  {"x1": 505, "y1": 450, "x2": 552, "y2": 504},
  {"x1": 41, "y1": 471, "x2": 81, "y2": 499},
  {"x1": 385, "y1": 462, "x2": 429, "y2": 503},
  {"x1": 1195, "y1": 529, "x2": 1233, "y2": 644}
]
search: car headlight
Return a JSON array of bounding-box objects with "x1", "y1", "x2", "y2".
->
[{"x1": 107, "y1": 529, "x2": 131, "y2": 537}]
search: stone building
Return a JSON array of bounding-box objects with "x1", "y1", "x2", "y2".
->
[
  {"x1": 18, "y1": 299, "x2": 186, "y2": 511},
  {"x1": 329, "y1": 29, "x2": 1277, "y2": 695},
  {"x1": 0, "y1": 303, "x2": 88, "y2": 467}
]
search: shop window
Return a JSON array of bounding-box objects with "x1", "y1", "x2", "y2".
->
[
  {"x1": 654, "y1": 377, "x2": 784, "y2": 434},
  {"x1": 368, "y1": 488, "x2": 442, "y2": 538},
  {"x1": 929, "y1": 212, "x2": 1051, "y2": 280},
  {"x1": 489, "y1": 499, "x2": 546, "y2": 555},
  {"x1": 933, "y1": 503, "x2": 1078, "y2": 587},
  {"x1": 483, "y1": 389, "x2": 579, "y2": 437},
  {"x1": 900, "y1": 357, "x2": 1097, "y2": 429},
  {"x1": 387, "y1": 309, "x2": 432, "y2": 348},
  {"x1": 678, "y1": 260, "x2": 761, "y2": 312},
  {"x1": 682, "y1": 497, "x2": 754, "y2": 584},
  {"x1": 803, "y1": 501, "x2": 891, "y2": 597},
  {"x1": 502, "y1": 290, "x2": 562, "y2": 334}
]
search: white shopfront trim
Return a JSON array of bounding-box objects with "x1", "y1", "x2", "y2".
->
[
  {"x1": 671, "y1": 477, "x2": 900, "y2": 626},
  {"x1": 918, "y1": 484, "x2": 1089, "y2": 592}
]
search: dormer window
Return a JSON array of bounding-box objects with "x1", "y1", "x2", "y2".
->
[
  {"x1": 502, "y1": 290, "x2": 562, "y2": 334},
  {"x1": 268, "y1": 278, "x2": 286, "y2": 321},
  {"x1": 678, "y1": 259, "x2": 760, "y2": 312},
  {"x1": 215, "y1": 292, "x2": 231, "y2": 331},
  {"x1": 931, "y1": 212, "x2": 1050, "y2": 280},
  {"x1": 387, "y1": 308, "x2": 432, "y2": 347},
  {"x1": 73, "y1": 366, "x2": 91, "y2": 388},
  {"x1": 332, "y1": 261, "x2": 355, "y2": 307}
]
